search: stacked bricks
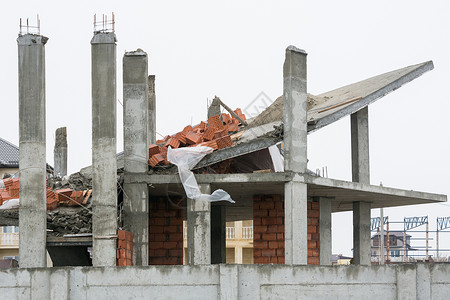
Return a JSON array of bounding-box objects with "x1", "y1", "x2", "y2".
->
[
  {"x1": 149, "y1": 197, "x2": 184, "y2": 265},
  {"x1": 253, "y1": 195, "x2": 320, "y2": 265},
  {"x1": 117, "y1": 229, "x2": 133, "y2": 266}
]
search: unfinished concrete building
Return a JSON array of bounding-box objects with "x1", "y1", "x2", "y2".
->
[{"x1": 0, "y1": 19, "x2": 449, "y2": 299}]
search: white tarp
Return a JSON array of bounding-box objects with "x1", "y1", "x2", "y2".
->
[{"x1": 167, "y1": 146, "x2": 234, "y2": 203}]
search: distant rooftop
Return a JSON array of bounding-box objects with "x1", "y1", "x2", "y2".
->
[{"x1": 0, "y1": 137, "x2": 19, "y2": 168}]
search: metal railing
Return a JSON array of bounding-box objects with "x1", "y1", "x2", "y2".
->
[{"x1": 0, "y1": 232, "x2": 19, "y2": 247}]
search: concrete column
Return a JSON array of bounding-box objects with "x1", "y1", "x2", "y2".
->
[
  {"x1": 319, "y1": 197, "x2": 332, "y2": 265},
  {"x1": 351, "y1": 107, "x2": 371, "y2": 265},
  {"x1": 353, "y1": 201, "x2": 371, "y2": 265},
  {"x1": 283, "y1": 46, "x2": 308, "y2": 265},
  {"x1": 147, "y1": 75, "x2": 156, "y2": 145},
  {"x1": 123, "y1": 49, "x2": 149, "y2": 266},
  {"x1": 211, "y1": 205, "x2": 226, "y2": 264},
  {"x1": 187, "y1": 184, "x2": 211, "y2": 265},
  {"x1": 53, "y1": 127, "x2": 67, "y2": 178},
  {"x1": 17, "y1": 33, "x2": 48, "y2": 268},
  {"x1": 91, "y1": 32, "x2": 117, "y2": 266},
  {"x1": 351, "y1": 107, "x2": 370, "y2": 184}
]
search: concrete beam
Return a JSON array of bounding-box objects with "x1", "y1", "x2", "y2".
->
[
  {"x1": 123, "y1": 49, "x2": 149, "y2": 266},
  {"x1": 54, "y1": 127, "x2": 67, "y2": 178},
  {"x1": 187, "y1": 184, "x2": 211, "y2": 265},
  {"x1": 319, "y1": 197, "x2": 332, "y2": 265},
  {"x1": 211, "y1": 205, "x2": 226, "y2": 264},
  {"x1": 148, "y1": 75, "x2": 156, "y2": 145},
  {"x1": 91, "y1": 32, "x2": 118, "y2": 266},
  {"x1": 17, "y1": 33, "x2": 48, "y2": 268},
  {"x1": 283, "y1": 46, "x2": 308, "y2": 265}
]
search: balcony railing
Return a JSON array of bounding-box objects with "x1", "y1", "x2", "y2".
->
[
  {"x1": 0, "y1": 232, "x2": 19, "y2": 247},
  {"x1": 183, "y1": 226, "x2": 253, "y2": 240}
]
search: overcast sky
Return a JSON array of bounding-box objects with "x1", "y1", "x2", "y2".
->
[{"x1": 1, "y1": 0, "x2": 449, "y2": 257}]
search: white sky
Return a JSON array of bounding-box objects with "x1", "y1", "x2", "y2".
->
[{"x1": 1, "y1": 0, "x2": 449, "y2": 257}]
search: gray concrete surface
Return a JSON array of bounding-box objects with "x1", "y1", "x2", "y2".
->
[
  {"x1": 147, "y1": 75, "x2": 156, "y2": 145},
  {"x1": 351, "y1": 107, "x2": 371, "y2": 265},
  {"x1": 353, "y1": 201, "x2": 371, "y2": 265},
  {"x1": 17, "y1": 34, "x2": 48, "y2": 268},
  {"x1": 53, "y1": 127, "x2": 67, "y2": 178},
  {"x1": 319, "y1": 197, "x2": 332, "y2": 265},
  {"x1": 0, "y1": 264, "x2": 448, "y2": 299},
  {"x1": 91, "y1": 32, "x2": 118, "y2": 266},
  {"x1": 122, "y1": 49, "x2": 149, "y2": 266},
  {"x1": 187, "y1": 184, "x2": 211, "y2": 265},
  {"x1": 211, "y1": 205, "x2": 226, "y2": 264},
  {"x1": 283, "y1": 46, "x2": 308, "y2": 265}
]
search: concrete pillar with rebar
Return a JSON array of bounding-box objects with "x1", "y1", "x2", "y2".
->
[
  {"x1": 91, "y1": 31, "x2": 118, "y2": 266},
  {"x1": 123, "y1": 49, "x2": 149, "y2": 266},
  {"x1": 283, "y1": 45, "x2": 308, "y2": 265},
  {"x1": 17, "y1": 33, "x2": 48, "y2": 268}
]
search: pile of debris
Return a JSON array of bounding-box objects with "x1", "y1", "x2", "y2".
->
[
  {"x1": 0, "y1": 177, "x2": 92, "y2": 211},
  {"x1": 148, "y1": 108, "x2": 247, "y2": 167},
  {"x1": 47, "y1": 207, "x2": 92, "y2": 236}
]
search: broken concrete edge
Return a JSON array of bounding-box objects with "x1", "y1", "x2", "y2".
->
[
  {"x1": 286, "y1": 45, "x2": 307, "y2": 55},
  {"x1": 124, "y1": 49, "x2": 147, "y2": 56},
  {"x1": 91, "y1": 32, "x2": 117, "y2": 44},
  {"x1": 17, "y1": 34, "x2": 48, "y2": 45}
]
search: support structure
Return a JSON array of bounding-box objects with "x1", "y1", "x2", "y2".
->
[
  {"x1": 91, "y1": 31, "x2": 118, "y2": 266},
  {"x1": 319, "y1": 197, "x2": 332, "y2": 265},
  {"x1": 187, "y1": 184, "x2": 211, "y2": 265},
  {"x1": 17, "y1": 33, "x2": 48, "y2": 268},
  {"x1": 283, "y1": 46, "x2": 308, "y2": 265},
  {"x1": 351, "y1": 107, "x2": 371, "y2": 265},
  {"x1": 147, "y1": 75, "x2": 156, "y2": 145},
  {"x1": 123, "y1": 49, "x2": 149, "y2": 265},
  {"x1": 54, "y1": 127, "x2": 68, "y2": 178},
  {"x1": 211, "y1": 205, "x2": 226, "y2": 264}
]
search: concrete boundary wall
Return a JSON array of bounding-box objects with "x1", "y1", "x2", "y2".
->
[{"x1": 0, "y1": 264, "x2": 448, "y2": 299}]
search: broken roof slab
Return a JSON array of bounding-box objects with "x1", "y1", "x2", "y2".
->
[
  {"x1": 194, "y1": 61, "x2": 433, "y2": 169},
  {"x1": 127, "y1": 172, "x2": 446, "y2": 221}
]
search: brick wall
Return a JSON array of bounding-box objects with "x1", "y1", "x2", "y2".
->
[
  {"x1": 117, "y1": 230, "x2": 133, "y2": 266},
  {"x1": 253, "y1": 195, "x2": 320, "y2": 265},
  {"x1": 149, "y1": 197, "x2": 184, "y2": 265}
]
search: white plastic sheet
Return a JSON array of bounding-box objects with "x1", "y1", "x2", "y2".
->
[
  {"x1": 268, "y1": 144, "x2": 284, "y2": 172},
  {"x1": 0, "y1": 199, "x2": 19, "y2": 210},
  {"x1": 167, "y1": 146, "x2": 235, "y2": 203}
]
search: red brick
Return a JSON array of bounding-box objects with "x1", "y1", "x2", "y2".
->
[
  {"x1": 164, "y1": 137, "x2": 180, "y2": 149},
  {"x1": 253, "y1": 225, "x2": 267, "y2": 234},
  {"x1": 164, "y1": 226, "x2": 179, "y2": 233},
  {"x1": 215, "y1": 135, "x2": 233, "y2": 149},
  {"x1": 182, "y1": 125, "x2": 193, "y2": 133},
  {"x1": 185, "y1": 132, "x2": 202, "y2": 145},
  {"x1": 221, "y1": 113, "x2": 231, "y2": 124},
  {"x1": 46, "y1": 198, "x2": 58, "y2": 210},
  {"x1": 148, "y1": 144, "x2": 161, "y2": 157},
  {"x1": 276, "y1": 217, "x2": 284, "y2": 225},
  {"x1": 202, "y1": 127, "x2": 216, "y2": 141},
  {"x1": 118, "y1": 240, "x2": 127, "y2": 249},
  {"x1": 262, "y1": 249, "x2": 276, "y2": 257},
  {"x1": 149, "y1": 233, "x2": 166, "y2": 242},
  {"x1": 278, "y1": 257, "x2": 285, "y2": 264},
  {"x1": 308, "y1": 209, "x2": 319, "y2": 218},
  {"x1": 253, "y1": 210, "x2": 268, "y2": 217},
  {"x1": 308, "y1": 257, "x2": 319, "y2": 265},
  {"x1": 276, "y1": 210, "x2": 285, "y2": 217},
  {"x1": 268, "y1": 241, "x2": 278, "y2": 249},
  {"x1": 311, "y1": 201, "x2": 319, "y2": 210},
  {"x1": 276, "y1": 233, "x2": 284, "y2": 240},
  {"x1": 276, "y1": 249, "x2": 284, "y2": 256},
  {"x1": 118, "y1": 230, "x2": 127, "y2": 241},
  {"x1": 253, "y1": 249, "x2": 262, "y2": 257},
  {"x1": 308, "y1": 240, "x2": 316, "y2": 249},
  {"x1": 149, "y1": 217, "x2": 166, "y2": 226},
  {"x1": 311, "y1": 233, "x2": 319, "y2": 241},
  {"x1": 261, "y1": 217, "x2": 277, "y2": 226},
  {"x1": 253, "y1": 217, "x2": 261, "y2": 226},
  {"x1": 117, "y1": 258, "x2": 127, "y2": 266},
  {"x1": 274, "y1": 201, "x2": 283, "y2": 210},
  {"x1": 169, "y1": 249, "x2": 183, "y2": 257},
  {"x1": 175, "y1": 132, "x2": 187, "y2": 145},
  {"x1": 307, "y1": 225, "x2": 317, "y2": 234},
  {"x1": 226, "y1": 123, "x2": 239, "y2": 132},
  {"x1": 214, "y1": 129, "x2": 227, "y2": 139},
  {"x1": 259, "y1": 201, "x2": 274, "y2": 210},
  {"x1": 149, "y1": 248, "x2": 167, "y2": 257},
  {"x1": 268, "y1": 210, "x2": 277, "y2": 217},
  {"x1": 254, "y1": 241, "x2": 268, "y2": 249},
  {"x1": 253, "y1": 195, "x2": 262, "y2": 202},
  {"x1": 254, "y1": 257, "x2": 271, "y2": 264},
  {"x1": 267, "y1": 225, "x2": 280, "y2": 233},
  {"x1": 262, "y1": 233, "x2": 277, "y2": 241},
  {"x1": 163, "y1": 242, "x2": 178, "y2": 249},
  {"x1": 150, "y1": 242, "x2": 164, "y2": 249},
  {"x1": 207, "y1": 115, "x2": 224, "y2": 129}
]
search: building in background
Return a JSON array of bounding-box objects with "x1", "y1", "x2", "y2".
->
[{"x1": 371, "y1": 231, "x2": 413, "y2": 263}]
